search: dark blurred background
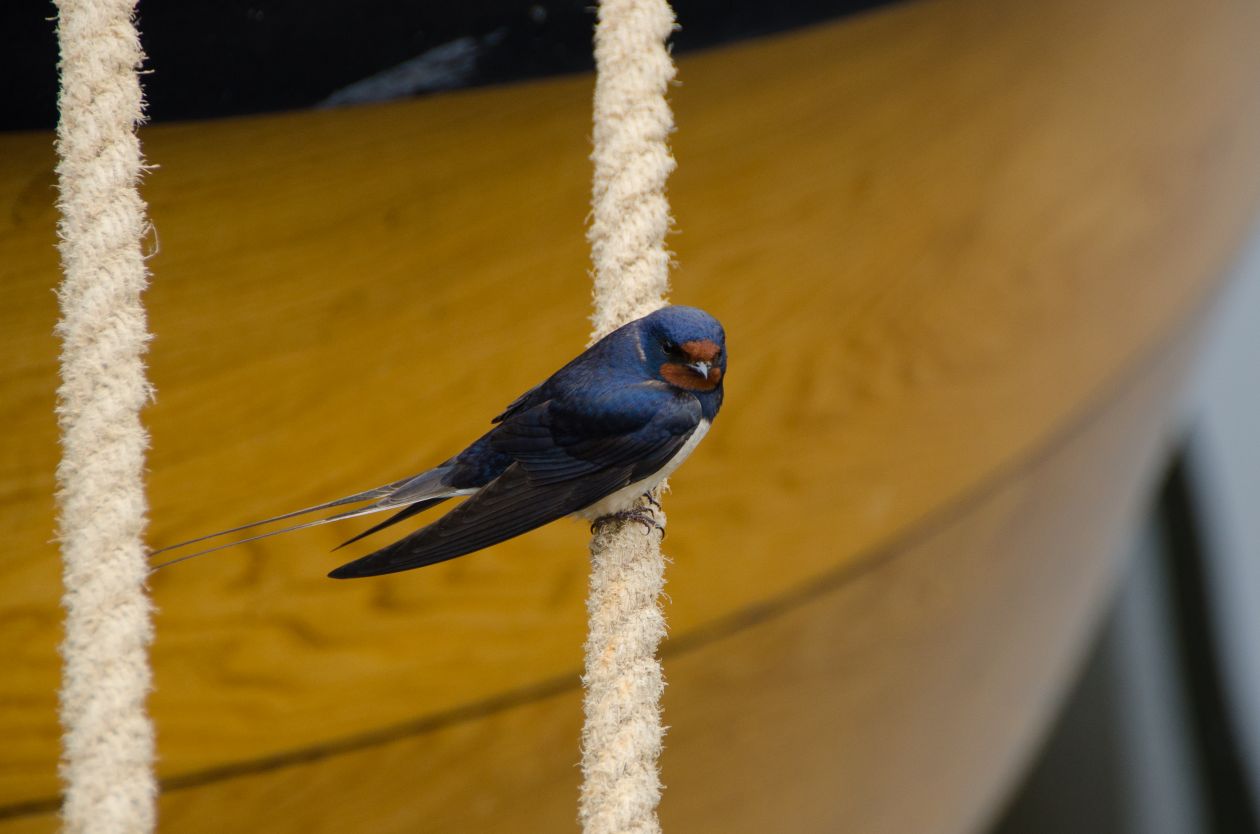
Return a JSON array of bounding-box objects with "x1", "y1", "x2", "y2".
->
[{"x1": 1, "y1": 0, "x2": 891, "y2": 131}]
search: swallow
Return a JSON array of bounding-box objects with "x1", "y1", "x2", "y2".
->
[{"x1": 151, "y1": 305, "x2": 727, "y2": 578}]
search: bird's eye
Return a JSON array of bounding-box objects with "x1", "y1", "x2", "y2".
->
[{"x1": 662, "y1": 340, "x2": 679, "y2": 354}]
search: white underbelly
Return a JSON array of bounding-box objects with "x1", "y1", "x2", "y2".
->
[{"x1": 576, "y1": 419, "x2": 711, "y2": 520}]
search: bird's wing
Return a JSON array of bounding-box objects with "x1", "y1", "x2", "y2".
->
[
  {"x1": 149, "y1": 466, "x2": 459, "y2": 570},
  {"x1": 329, "y1": 389, "x2": 700, "y2": 578},
  {"x1": 332, "y1": 500, "x2": 440, "y2": 551},
  {"x1": 491, "y1": 382, "x2": 545, "y2": 424}
]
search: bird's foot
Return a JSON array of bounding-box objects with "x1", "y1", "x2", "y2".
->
[
  {"x1": 591, "y1": 508, "x2": 665, "y2": 537},
  {"x1": 643, "y1": 492, "x2": 662, "y2": 510}
]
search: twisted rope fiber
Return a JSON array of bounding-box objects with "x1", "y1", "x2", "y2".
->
[
  {"x1": 53, "y1": 0, "x2": 157, "y2": 831},
  {"x1": 581, "y1": 1, "x2": 677, "y2": 832}
]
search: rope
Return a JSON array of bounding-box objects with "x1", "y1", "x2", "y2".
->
[
  {"x1": 580, "y1": 1, "x2": 677, "y2": 832},
  {"x1": 53, "y1": 0, "x2": 158, "y2": 831}
]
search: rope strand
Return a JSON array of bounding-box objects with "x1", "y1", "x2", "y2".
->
[
  {"x1": 581, "y1": 1, "x2": 677, "y2": 832},
  {"x1": 53, "y1": 0, "x2": 158, "y2": 831}
]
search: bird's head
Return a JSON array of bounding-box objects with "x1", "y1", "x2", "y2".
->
[{"x1": 640, "y1": 306, "x2": 727, "y2": 392}]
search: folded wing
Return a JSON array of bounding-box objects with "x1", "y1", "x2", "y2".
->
[{"x1": 329, "y1": 387, "x2": 699, "y2": 578}]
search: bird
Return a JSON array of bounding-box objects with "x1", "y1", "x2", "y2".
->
[{"x1": 151, "y1": 305, "x2": 727, "y2": 579}]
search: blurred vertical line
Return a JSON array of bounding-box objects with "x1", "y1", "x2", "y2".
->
[{"x1": 1159, "y1": 454, "x2": 1260, "y2": 834}]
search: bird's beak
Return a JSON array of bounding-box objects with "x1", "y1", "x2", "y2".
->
[{"x1": 687, "y1": 360, "x2": 712, "y2": 379}]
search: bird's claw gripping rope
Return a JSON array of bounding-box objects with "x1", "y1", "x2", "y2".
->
[{"x1": 591, "y1": 506, "x2": 666, "y2": 537}]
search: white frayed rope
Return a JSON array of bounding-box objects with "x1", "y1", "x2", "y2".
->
[
  {"x1": 580, "y1": 1, "x2": 677, "y2": 832},
  {"x1": 53, "y1": 0, "x2": 158, "y2": 832}
]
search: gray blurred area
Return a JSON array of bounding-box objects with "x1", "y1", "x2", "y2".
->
[
  {"x1": 1189, "y1": 226, "x2": 1260, "y2": 823},
  {"x1": 987, "y1": 229, "x2": 1260, "y2": 834}
]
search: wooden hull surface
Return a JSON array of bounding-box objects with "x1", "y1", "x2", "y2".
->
[{"x1": 3, "y1": 0, "x2": 1260, "y2": 829}]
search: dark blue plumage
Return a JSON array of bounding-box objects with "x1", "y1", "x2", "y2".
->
[{"x1": 151, "y1": 306, "x2": 727, "y2": 578}]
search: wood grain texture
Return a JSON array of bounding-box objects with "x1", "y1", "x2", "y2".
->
[
  {"x1": 0, "y1": 309, "x2": 1209, "y2": 834},
  {"x1": 2, "y1": 0, "x2": 1260, "y2": 828}
]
